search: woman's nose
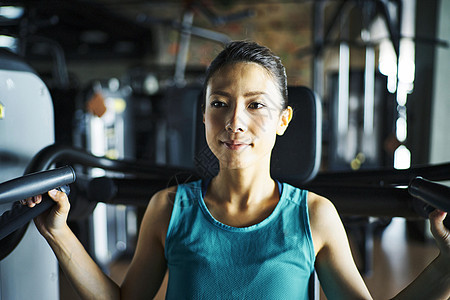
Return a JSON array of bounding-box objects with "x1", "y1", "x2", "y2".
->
[{"x1": 226, "y1": 107, "x2": 248, "y2": 133}]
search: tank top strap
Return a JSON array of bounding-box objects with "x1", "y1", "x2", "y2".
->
[
  {"x1": 276, "y1": 180, "x2": 283, "y2": 195},
  {"x1": 201, "y1": 177, "x2": 211, "y2": 198}
]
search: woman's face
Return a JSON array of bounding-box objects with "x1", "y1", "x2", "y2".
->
[{"x1": 204, "y1": 62, "x2": 291, "y2": 170}]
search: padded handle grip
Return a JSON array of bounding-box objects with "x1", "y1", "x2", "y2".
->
[
  {"x1": 0, "y1": 166, "x2": 75, "y2": 204},
  {"x1": 0, "y1": 196, "x2": 54, "y2": 240},
  {"x1": 408, "y1": 176, "x2": 450, "y2": 213},
  {"x1": 0, "y1": 166, "x2": 75, "y2": 240}
]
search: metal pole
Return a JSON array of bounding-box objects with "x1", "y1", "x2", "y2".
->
[{"x1": 174, "y1": 10, "x2": 194, "y2": 87}]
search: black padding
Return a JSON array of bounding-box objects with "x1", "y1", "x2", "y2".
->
[
  {"x1": 271, "y1": 86, "x2": 322, "y2": 184},
  {"x1": 194, "y1": 86, "x2": 322, "y2": 184},
  {"x1": 0, "y1": 211, "x2": 28, "y2": 261},
  {"x1": 0, "y1": 197, "x2": 54, "y2": 241},
  {"x1": 163, "y1": 86, "x2": 203, "y2": 169}
]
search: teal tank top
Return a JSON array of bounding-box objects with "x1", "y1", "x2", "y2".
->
[{"x1": 165, "y1": 180, "x2": 315, "y2": 299}]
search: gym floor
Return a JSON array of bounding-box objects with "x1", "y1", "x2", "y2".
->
[
  {"x1": 346, "y1": 218, "x2": 439, "y2": 299},
  {"x1": 59, "y1": 217, "x2": 440, "y2": 299}
]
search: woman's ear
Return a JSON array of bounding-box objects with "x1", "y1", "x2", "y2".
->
[
  {"x1": 276, "y1": 106, "x2": 293, "y2": 135},
  {"x1": 202, "y1": 104, "x2": 205, "y2": 123}
]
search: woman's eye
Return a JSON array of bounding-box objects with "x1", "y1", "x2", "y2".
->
[
  {"x1": 248, "y1": 102, "x2": 266, "y2": 109},
  {"x1": 211, "y1": 101, "x2": 226, "y2": 108}
]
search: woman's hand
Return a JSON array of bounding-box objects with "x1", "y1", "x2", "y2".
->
[
  {"x1": 429, "y1": 209, "x2": 450, "y2": 259},
  {"x1": 21, "y1": 189, "x2": 70, "y2": 239}
]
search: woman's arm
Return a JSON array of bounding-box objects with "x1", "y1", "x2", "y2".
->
[
  {"x1": 309, "y1": 192, "x2": 450, "y2": 300},
  {"x1": 391, "y1": 210, "x2": 450, "y2": 299},
  {"x1": 26, "y1": 190, "x2": 120, "y2": 299},
  {"x1": 120, "y1": 187, "x2": 175, "y2": 299},
  {"x1": 25, "y1": 186, "x2": 174, "y2": 300},
  {"x1": 308, "y1": 192, "x2": 373, "y2": 299}
]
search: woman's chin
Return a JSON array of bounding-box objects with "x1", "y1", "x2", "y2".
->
[{"x1": 219, "y1": 157, "x2": 260, "y2": 171}]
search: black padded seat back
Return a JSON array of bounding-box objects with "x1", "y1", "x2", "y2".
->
[
  {"x1": 271, "y1": 86, "x2": 322, "y2": 184},
  {"x1": 162, "y1": 86, "x2": 202, "y2": 169},
  {"x1": 194, "y1": 85, "x2": 322, "y2": 185}
]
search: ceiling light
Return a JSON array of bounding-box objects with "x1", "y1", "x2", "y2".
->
[{"x1": 0, "y1": 6, "x2": 24, "y2": 19}]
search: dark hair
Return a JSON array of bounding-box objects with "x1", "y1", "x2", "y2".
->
[{"x1": 202, "y1": 40, "x2": 288, "y2": 112}]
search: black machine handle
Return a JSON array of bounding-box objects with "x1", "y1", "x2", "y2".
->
[
  {"x1": 0, "y1": 166, "x2": 75, "y2": 204},
  {"x1": 408, "y1": 176, "x2": 450, "y2": 213},
  {"x1": 0, "y1": 166, "x2": 76, "y2": 240},
  {"x1": 0, "y1": 197, "x2": 54, "y2": 240}
]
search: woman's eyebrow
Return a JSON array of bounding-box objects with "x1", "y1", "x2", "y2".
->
[
  {"x1": 244, "y1": 91, "x2": 266, "y2": 97},
  {"x1": 209, "y1": 90, "x2": 267, "y2": 98},
  {"x1": 209, "y1": 90, "x2": 231, "y2": 97}
]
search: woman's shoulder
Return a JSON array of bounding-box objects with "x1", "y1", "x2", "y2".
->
[
  {"x1": 307, "y1": 191, "x2": 341, "y2": 225},
  {"x1": 149, "y1": 179, "x2": 202, "y2": 211},
  {"x1": 139, "y1": 185, "x2": 179, "y2": 241},
  {"x1": 307, "y1": 192, "x2": 336, "y2": 214},
  {"x1": 149, "y1": 185, "x2": 178, "y2": 212},
  {"x1": 306, "y1": 191, "x2": 345, "y2": 252}
]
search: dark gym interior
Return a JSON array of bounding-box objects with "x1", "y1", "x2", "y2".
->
[{"x1": 0, "y1": 1, "x2": 449, "y2": 299}]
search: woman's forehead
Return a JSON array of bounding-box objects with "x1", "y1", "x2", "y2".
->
[
  {"x1": 212, "y1": 61, "x2": 269, "y2": 78},
  {"x1": 207, "y1": 62, "x2": 277, "y2": 92}
]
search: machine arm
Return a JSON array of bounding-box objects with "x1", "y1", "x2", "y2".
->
[{"x1": 0, "y1": 166, "x2": 75, "y2": 240}]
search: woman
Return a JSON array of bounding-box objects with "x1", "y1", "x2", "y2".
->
[{"x1": 25, "y1": 41, "x2": 449, "y2": 299}]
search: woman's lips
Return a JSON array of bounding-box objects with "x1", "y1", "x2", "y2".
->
[{"x1": 222, "y1": 140, "x2": 250, "y2": 151}]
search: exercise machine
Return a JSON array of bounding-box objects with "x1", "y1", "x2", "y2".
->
[{"x1": 0, "y1": 48, "x2": 59, "y2": 300}]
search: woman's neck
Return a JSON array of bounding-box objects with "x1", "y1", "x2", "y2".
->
[{"x1": 210, "y1": 164, "x2": 276, "y2": 209}]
